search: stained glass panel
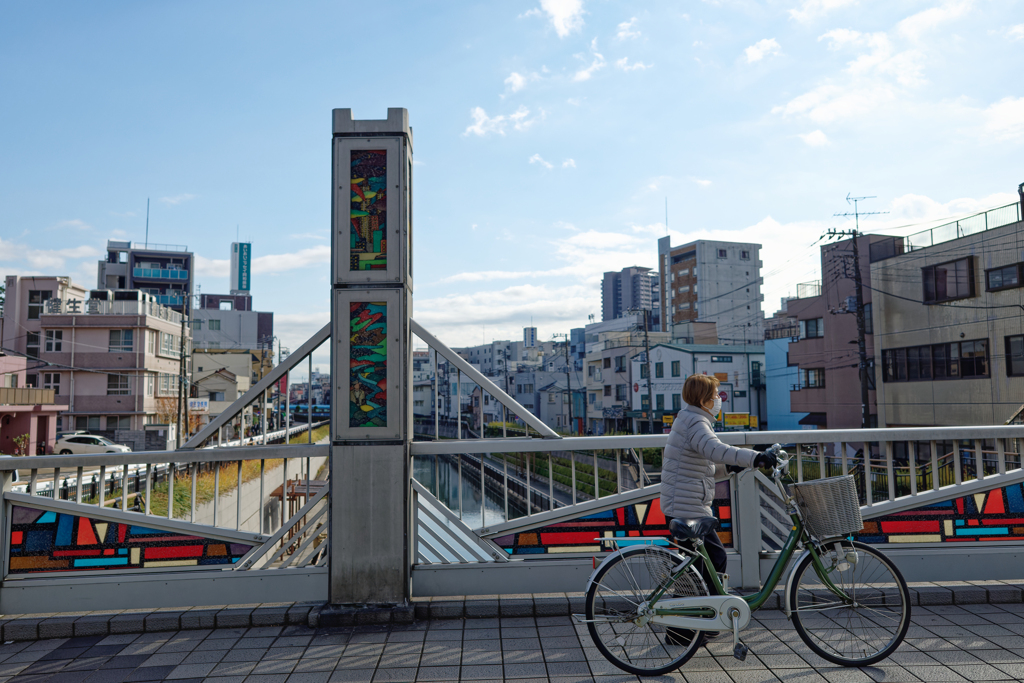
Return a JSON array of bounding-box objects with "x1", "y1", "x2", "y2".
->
[
  {"x1": 8, "y1": 505, "x2": 254, "y2": 574},
  {"x1": 350, "y1": 301, "x2": 387, "y2": 428},
  {"x1": 350, "y1": 150, "x2": 387, "y2": 271}
]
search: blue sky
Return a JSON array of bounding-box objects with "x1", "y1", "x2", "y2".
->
[{"x1": 2, "y1": 0, "x2": 1022, "y2": 370}]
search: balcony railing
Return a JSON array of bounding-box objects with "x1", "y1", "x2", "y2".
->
[
  {"x1": 0, "y1": 387, "x2": 57, "y2": 406},
  {"x1": 133, "y1": 267, "x2": 189, "y2": 280},
  {"x1": 42, "y1": 299, "x2": 182, "y2": 322},
  {"x1": 870, "y1": 202, "x2": 1023, "y2": 263}
]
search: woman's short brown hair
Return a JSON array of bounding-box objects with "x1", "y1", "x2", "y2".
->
[{"x1": 683, "y1": 374, "x2": 720, "y2": 408}]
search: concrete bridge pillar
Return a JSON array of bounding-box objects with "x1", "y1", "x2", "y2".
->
[{"x1": 329, "y1": 108, "x2": 413, "y2": 605}]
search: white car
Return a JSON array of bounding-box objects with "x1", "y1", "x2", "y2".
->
[{"x1": 55, "y1": 435, "x2": 132, "y2": 455}]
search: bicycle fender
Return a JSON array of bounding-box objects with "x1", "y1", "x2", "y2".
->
[
  {"x1": 584, "y1": 550, "x2": 627, "y2": 591},
  {"x1": 782, "y1": 549, "x2": 812, "y2": 619}
]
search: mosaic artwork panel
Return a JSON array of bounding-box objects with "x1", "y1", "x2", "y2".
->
[
  {"x1": 494, "y1": 481, "x2": 732, "y2": 555},
  {"x1": 855, "y1": 481, "x2": 1024, "y2": 544},
  {"x1": 8, "y1": 506, "x2": 254, "y2": 574},
  {"x1": 350, "y1": 149, "x2": 387, "y2": 270},
  {"x1": 350, "y1": 301, "x2": 387, "y2": 429}
]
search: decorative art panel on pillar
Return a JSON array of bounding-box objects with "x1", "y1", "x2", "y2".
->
[
  {"x1": 7, "y1": 505, "x2": 255, "y2": 574},
  {"x1": 350, "y1": 301, "x2": 388, "y2": 428},
  {"x1": 350, "y1": 150, "x2": 388, "y2": 271}
]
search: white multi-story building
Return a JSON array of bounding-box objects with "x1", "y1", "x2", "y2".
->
[{"x1": 657, "y1": 237, "x2": 765, "y2": 345}]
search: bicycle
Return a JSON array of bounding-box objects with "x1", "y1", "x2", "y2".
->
[{"x1": 576, "y1": 445, "x2": 911, "y2": 676}]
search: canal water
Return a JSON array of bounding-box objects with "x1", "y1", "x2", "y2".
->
[{"x1": 413, "y1": 454, "x2": 512, "y2": 529}]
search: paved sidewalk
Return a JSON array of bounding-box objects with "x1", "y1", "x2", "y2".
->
[{"x1": 1, "y1": 603, "x2": 1023, "y2": 682}]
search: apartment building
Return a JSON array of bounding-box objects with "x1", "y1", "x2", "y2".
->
[
  {"x1": 97, "y1": 240, "x2": 193, "y2": 312},
  {"x1": 601, "y1": 267, "x2": 655, "y2": 325},
  {"x1": 781, "y1": 235, "x2": 888, "y2": 430},
  {"x1": 657, "y1": 237, "x2": 765, "y2": 345},
  {"x1": 870, "y1": 196, "x2": 1024, "y2": 426},
  {"x1": 630, "y1": 343, "x2": 765, "y2": 433}
]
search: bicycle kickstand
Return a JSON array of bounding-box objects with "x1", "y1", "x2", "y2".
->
[{"x1": 729, "y1": 608, "x2": 748, "y2": 661}]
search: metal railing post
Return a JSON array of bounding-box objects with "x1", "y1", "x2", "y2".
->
[
  {"x1": 735, "y1": 469, "x2": 761, "y2": 590},
  {"x1": 930, "y1": 440, "x2": 939, "y2": 491}
]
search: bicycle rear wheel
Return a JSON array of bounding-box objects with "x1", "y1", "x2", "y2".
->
[
  {"x1": 789, "y1": 540, "x2": 911, "y2": 666},
  {"x1": 585, "y1": 545, "x2": 707, "y2": 676}
]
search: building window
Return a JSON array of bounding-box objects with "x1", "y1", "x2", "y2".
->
[
  {"x1": 679, "y1": 302, "x2": 690, "y2": 310},
  {"x1": 678, "y1": 286, "x2": 689, "y2": 293},
  {"x1": 711, "y1": 356, "x2": 732, "y2": 363},
  {"x1": 589, "y1": 392, "x2": 596, "y2": 404},
  {"x1": 615, "y1": 384, "x2": 628, "y2": 401},
  {"x1": 923, "y1": 257, "x2": 974, "y2": 303},
  {"x1": 107, "y1": 374, "x2": 130, "y2": 395},
  {"x1": 2, "y1": 373, "x2": 17, "y2": 388},
  {"x1": 604, "y1": 385, "x2": 611, "y2": 397},
  {"x1": 986, "y1": 263, "x2": 1022, "y2": 292},
  {"x1": 656, "y1": 394, "x2": 665, "y2": 410},
  {"x1": 146, "y1": 374, "x2": 154, "y2": 396},
  {"x1": 548, "y1": 393, "x2": 556, "y2": 403},
  {"x1": 109, "y1": 329, "x2": 133, "y2": 353},
  {"x1": 800, "y1": 368, "x2": 825, "y2": 388},
  {"x1": 655, "y1": 362, "x2": 664, "y2": 378},
  {"x1": 679, "y1": 268, "x2": 689, "y2": 276},
  {"x1": 672, "y1": 393, "x2": 681, "y2": 411},
  {"x1": 671, "y1": 360, "x2": 680, "y2": 377},
  {"x1": 26, "y1": 332, "x2": 40, "y2": 359},
  {"x1": 1007, "y1": 336, "x2": 1024, "y2": 377},
  {"x1": 25, "y1": 374, "x2": 38, "y2": 387},
  {"x1": 107, "y1": 416, "x2": 131, "y2": 430},
  {"x1": 211, "y1": 391, "x2": 225, "y2": 402},
  {"x1": 717, "y1": 249, "x2": 727, "y2": 258},
  {"x1": 147, "y1": 330, "x2": 156, "y2": 354},
  {"x1": 209, "y1": 319, "x2": 221, "y2": 331},
  {"x1": 640, "y1": 364, "x2": 649, "y2": 379},
  {"x1": 44, "y1": 330, "x2": 63, "y2": 352},
  {"x1": 884, "y1": 339, "x2": 989, "y2": 382},
  {"x1": 603, "y1": 357, "x2": 611, "y2": 369},
  {"x1": 161, "y1": 332, "x2": 179, "y2": 356},
  {"x1": 641, "y1": 395, "x2": 650, "y2": 410},
  {"x1": 76, "y1": 416, "x2": 102, "y2": 431},
  {"x1": 863, "y1": 303, "x2": 873, "y2": 335},
  {"x1": 741, "y1": 250, "x2": 750, "y2": 260},
  {"x1": 43, "y1": 373, "x2": 60, "y2": 392},
  {"x1": 614, "y1": 356, "x2": 625, "y2": 373},
  {"x1": 27, "y1": 290, "x2": 52, "y2": 320},
  {"x1": 800, "y1": 318, "x2": 824, "y2": 339}
]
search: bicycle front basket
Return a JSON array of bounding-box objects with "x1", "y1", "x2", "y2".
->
[{"x1": 789, "y1": 475, "x2": 863, "y2": 540}]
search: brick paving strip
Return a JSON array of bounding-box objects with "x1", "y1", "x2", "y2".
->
[{"x1": 0, "y1": 583, "x2": 1019, "y2": 682}]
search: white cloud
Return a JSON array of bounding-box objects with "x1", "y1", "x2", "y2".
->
[
  {"x1": 788, "y1": 0, "x2": 857, "y2": 24},
  {"x1": 562, "y1": 158, "x2": 576, "y2": 168},
  {"x1": 252, "y1": 245, "x2": 331, "y2": 275},
  {"x1": 1008, "y1": 24, "x2": 1024, "y2": 40},
  {"x1": 464, "y1": 106, "x2": 541, "y2": 136},
  {"x1": 897, "y1": 0, "x2": 973, "y2": 42},
  {"x1": 982, "y1": 97, "x2": 1024, "y2": 142},
  {"x1": 529, "y1": 153, "x2": 554, "y2": 169},
  {"x1": 688, "y1": 177, "x2": 712, "y2": 187},
  {"x1": 566, "y1": 97, "x2": 583, "y2": 106},
  {"x1": 616, "y1": 17, "x2": 640, "y2": 40},
  {"x1": 48, "y1": 219, "x2": 92, "y2": 231},
  {"x1": 505, "y1": 72, "x2": 527, "y2": 93},
  {"x1": 195, "y1": 255, "x2": 230, "y2": 276},
  {"x1": 0, "y1": 237, "x2": 101, "y2": 272},
  {"x1": 744, "y1": 38, "x2": 781, "y2": 63},
  {"x1": 289, "y1": 232, "x2": 328, "y2": 240},
  {"x1": 535, "y1": 0, "x2": 585, "y2": 38},
  {"x1": 615, "y1": 57, "x2": 652, "y2": 71},
  {"x1": 159, "y1": 193, "x2": 196, "y2": 205},
  {"x1": 573, "y1": 39, "x2": 606, "y2": 81},
  {"x1": 798, "y1": 129, "x2": 830, "y2": 146}
]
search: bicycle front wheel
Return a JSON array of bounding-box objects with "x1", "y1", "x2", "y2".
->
[
  {"x1": 585, "y1": 545, "x2": 707, "y2": 676},
  {"x1": 789, "y1": 540, "x2": 911, "y2": 666}
]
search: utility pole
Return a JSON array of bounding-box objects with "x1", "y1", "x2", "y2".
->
[
  {"x1": 175, "y1": 297, "x2": 188, "y2": 448},
  {"x1": 642, "y1": 309, "x2": 654, "y2": 435},
  {"x1": 554, "y1": 333, "x2": 574, "y2": 435},
  {"x1": 829, "y1": 194, "x2": 888, "y2": 430}
]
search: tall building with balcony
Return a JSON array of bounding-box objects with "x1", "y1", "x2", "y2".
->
[
  {"x1": 657, "y1": 237, "x2": 765, "y2": 345},
  {"x1": 97, "y1": 240, "x2": 193, "y2": 312},
  {"x1": 601, "y1": 267, "x2": 655, "y2": 325}
]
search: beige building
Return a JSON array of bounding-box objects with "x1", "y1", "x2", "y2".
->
[{"x1": 870, "y1": 198, "x2": 1024, "y2": 426}]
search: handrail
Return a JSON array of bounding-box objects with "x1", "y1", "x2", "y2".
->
[
  {"x1": 0, "y1": 443, "x2": 326, "y2": 470},
  {"x1": 410, "y1": 425, "x2": 1024, "y2": 456},
  {"x1": 410, "y1": 319, "x2": 561, "y2": 439},
  {"x1": 183, "y1": 323, "x2": 330, "y2": 448}
]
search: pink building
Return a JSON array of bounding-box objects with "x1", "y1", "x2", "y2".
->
[{"x1": 0, "y1": 355, "x2": 69, "y2": 455}]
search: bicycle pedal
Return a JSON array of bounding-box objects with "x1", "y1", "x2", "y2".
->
[{"x1": 733, "y1": 643, "x2": 749, "y2": 661}]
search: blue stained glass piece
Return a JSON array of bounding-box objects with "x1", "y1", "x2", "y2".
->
[
  {"x1": 581, "y1": 510, "x2": 614, "y2": 520},
  {"x1": 73, "y1": 557, "x2": 129, "y2": 567},
  {"x1": 37, "y1": 511, "x2": 57, "y2": 524},
  {"x1": 955, "y1": 520, "x2": 965, "y2": 526},
  {"x1": 129, "y1": 526, "x2": 163, "y2": 535},
  {"x1": 956, "y1": 527, "x2": 1009, "y2": 535},
  {"x1": 25, "y1": 530, "x2": 53, "y2": 552},
  {"x1": 514, "y1": 547, "x2": 546, "y2": 554},
  {"x1": 118, "y1": 548, "x2": 128, "y2": 555},
  {"x1": 1007, "y1": 484, "x2": 1024, "y2": 513},
  {"x1": 55, "y1": 514, "x2": 74, "y2": 546},
  {"x1": 923, "y1": 501, "x2": 953, "y2": 508}
]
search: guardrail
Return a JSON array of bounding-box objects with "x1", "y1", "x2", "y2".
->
[{"x1": 870, "y1": 202, "x2": 1023, "y2": 262}]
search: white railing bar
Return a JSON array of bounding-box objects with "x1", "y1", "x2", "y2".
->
[
  {"x1": 411, "y1": 480, "x2": 507, "y2": 561},
  {"x1": 930, "y1": 440, "x2": 939, "y2": 491},
  {"x1": 410, "y1": 426, "x2": 1024, "y2": 456},
  {"x1": 214, "y1": 463, "x2": 220, "y2": 528},
  {"x1": 885, "y1": 441, "x2": 896, "y2": 502},
  {"x1": 417, "y1": 507, "x2": 484, "y2": 563},
  {"x1": 840, "y1": 442, "x2": 848, "y2": 476},
  {"x1": 761, "y1": 524, "x2": 787, "y2": 550},
  {"x1": 817, "y1": 442, "x2": 825, "y2": 479},
  {"x1": 571, "y1": 453, "x2": 576, "y2": 505},
  {"x1": 99, "y1": 465, "x2": 106, "y2": 508},
  {"x1": 410, "y1": 319, "x2": 560, "y2": 439},
  {"x1": 503, "y1": 456, "x2": 509, "y2": 521},
  {"x1": 281, "y1": 458, "x2": 288, "y2": 530},
  {"x1": 796, "y1": 444, "x2": 803, "y2": 483},
  {"x1": 909, "y1": 443, "x2": 918, "y2": 497},
  {"x1": 307, "y1": 354, "x2": 312, "y2": 444},
  {"x1": 266, "y1": 507, "x2": 327, "y2": 568},
  {"x1": 190, "y1": 464, "x2": 197, "y2": 523},
  {"x1": 860, "y1": 468, "x2": 1024, "y2": 518},
  {"x1": 260, "y1": 459, "x2": 266, "y2": 535},
  {"x1": 184, "y1": 323, "x2": 330, "y2": 448},
  {"x1": 593, "y1": 451, "x2": 600, "y2": 500},
  {"x1": 165, "y1": 463, "x2": 173, "y2": 518},
  {"x1": 0, "y1": 443, "x2": 326, "y2": 470},
  {"x1": 974, "y1": 439, "x2": 985, "y2": 480},
  {"x1": 285, "y1": 530, "x2": 327, "y2": 569},
  {"x1": 236, "y1": 485, "x2": 328, "y2": 569},
  {"x1": 998, "y1": 439, "x2": 1007, "y2": 475},
  {"x1": 76, "y1": 466, "x2": 83, "y2": 505},
  {"x1": 236, "y1": 460, "x2": 243, "y2": 532},
  {"x1": 29, "y1": 469, "x2": 37, "y2": 496},
  {"x1": 144, "y1": 464, "x2": 151, "y2": 514},
  {"x1": 417, "y1": 531, "x2": 454, "y2": 565},
  {"x1": 548, "y1": 454, "x2": 554, "y2": 511},
  {"x1": 481, "y1": 455, "x2": 486, "y2": 525}
]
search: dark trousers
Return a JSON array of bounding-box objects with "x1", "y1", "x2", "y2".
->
[{"x1": 682, "y1": 529, "x2": 728, "y2": 590}]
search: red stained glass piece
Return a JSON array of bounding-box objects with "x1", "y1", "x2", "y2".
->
[
  {"x1": 145, "y1": 545, "x2": 204, "y2": 559},
  {"x1": 11, "y1": 531, "x2": 23, "y2": 545},
  {"x1": 646, "y1": 499, "x2": 666, "y2": 525},
  {"x1": 76, "y1": 520, "x2": 99, "y2": 546},
  {"x1": 984, "y1": 493, "x2": 1006, "y2": 514}
]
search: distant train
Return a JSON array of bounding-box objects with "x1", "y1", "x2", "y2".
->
[{"x1": 288, "y1": 404, "x2": 332, "y2": 421}]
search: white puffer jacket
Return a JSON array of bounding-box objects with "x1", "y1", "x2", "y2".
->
[{"x1": 660, "y1": 404, "x2": 758, "y2": 519}]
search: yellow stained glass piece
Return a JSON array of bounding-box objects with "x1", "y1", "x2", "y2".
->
[{"x1": 360, "y1": 405, "x2": 374, "y2": 412}]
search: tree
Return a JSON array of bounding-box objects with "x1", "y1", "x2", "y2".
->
[{"x1": 154, "y1": 397, "x2": 178, "y2": 425}]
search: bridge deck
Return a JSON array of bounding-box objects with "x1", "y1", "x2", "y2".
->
[{"x1": 0, "y1": 604, "x2": 1022, "y2": 682}]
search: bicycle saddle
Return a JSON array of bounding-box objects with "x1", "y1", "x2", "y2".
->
[{"x1": 669, "y1": 516, "x2": 718, "y2": 540}]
